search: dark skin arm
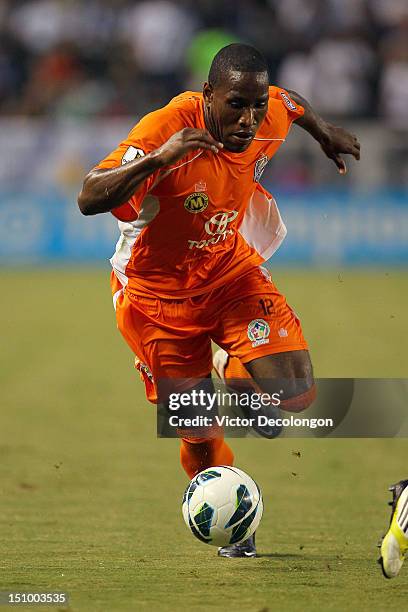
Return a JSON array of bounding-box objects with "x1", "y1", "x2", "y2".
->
[
  {"x1": 77, "y1": 128, "x2": 222, "y2": 215},
  {"x1": 287, "y1": 89, "x2": 361, "y2": 174}
]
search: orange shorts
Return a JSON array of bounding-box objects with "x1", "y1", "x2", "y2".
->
[{"x1": 111, "y1": 268, "x2": 308, "y2": 403}]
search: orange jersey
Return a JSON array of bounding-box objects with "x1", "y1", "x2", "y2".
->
[{"x1": 97, "y1": 87, "x2": 303, "y2": 299}]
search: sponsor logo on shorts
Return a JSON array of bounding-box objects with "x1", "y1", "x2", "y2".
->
[
  {"x1": 188, "y1": 210, "x2": 238, "y2": 250},
  {"x1": 278, "y1": 328, "x2": 288, "y2": 337},
  {"x1": 247, "y1": 319, "x2": 270, "y2": 347},
  {"x1": 280, "y1": 91, "x2": 297, "y2": 111},
  {"x1": 254, "y1": 154, "x2": 269, "y2": 182},
  {"x1": 184, "y1": 192, "x2": 209, "y2": 213},
  {"x1": 121, "y1": 146, "x2": 145, "y2": 165}
]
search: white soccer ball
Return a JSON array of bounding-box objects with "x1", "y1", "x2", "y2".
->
[{"x1": 182, "y1": 465, "x2": 263, "y2": 547}]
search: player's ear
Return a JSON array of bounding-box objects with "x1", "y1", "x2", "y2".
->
[{"x1": 203, "y1": 82, "x2": 214, "y2": 106}]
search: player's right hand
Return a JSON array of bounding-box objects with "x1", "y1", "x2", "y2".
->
[{"x1": 155, "y1": 128, "x2": 223, "y2": 167}]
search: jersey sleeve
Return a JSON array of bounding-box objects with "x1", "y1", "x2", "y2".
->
[
  {"x1": 265, "y1": 86, "x2": 304, "y2": 139},
  {"x1": 95, "y1": 102, "x2": 188, "y2": 221}
]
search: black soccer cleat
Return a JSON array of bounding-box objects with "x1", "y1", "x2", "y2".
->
[{"x1": 218, "y1": 533, "x2": 257, "y2": 558}]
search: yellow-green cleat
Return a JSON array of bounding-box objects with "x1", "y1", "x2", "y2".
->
[{"x1": 379, "y1": 479, "x2": 408, "y2": 579}]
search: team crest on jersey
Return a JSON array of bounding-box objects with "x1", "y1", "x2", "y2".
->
[
  {"x1": 254, "y1": 154, "x2": 269, "y2": 182},
  {"x1": 121, "y1": 146, "x2": 145, "y2": 165},
  {"x1": 247, "y1": 319, "x2": 270, "y2": 347},
  {"x1": 184, "y1": 192, "x2": 209, "y2": 214},
  {"x1": 280, "y1": 91, "x2": 297, "y2": 111}
]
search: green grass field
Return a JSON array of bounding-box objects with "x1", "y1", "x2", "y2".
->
[{"x1": 1, "y1": 268, "x2": 408, "y2": 611}]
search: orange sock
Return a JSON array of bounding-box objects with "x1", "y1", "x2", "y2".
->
[{"x1": 180, "y1": 437, "x2": 234, "y2": 479}]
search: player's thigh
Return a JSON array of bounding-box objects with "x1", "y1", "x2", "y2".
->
[
  {"x1": 115, "y1": 291, "x2": 212, "y2": 402},
  {"x1": 211, "y1": 267, "x2": 315, "y2": 404},
  {"x1": 245, "y1": 348, "x2": 313, "y2": 379},
  {"x1": 212, "y1": 267, "x2": 309, "y2": 366}
]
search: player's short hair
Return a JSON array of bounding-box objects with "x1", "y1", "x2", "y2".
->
[{"x1": 208, "y1": 43, "x2": 269, "y2": 88}]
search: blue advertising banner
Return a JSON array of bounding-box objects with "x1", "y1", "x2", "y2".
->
[
  {"x1": 0, "y1": 189, "x2": 407, "y2": 265},
  {"x1": 271, "y1": 189, "x2": 408, "y2": 265}
]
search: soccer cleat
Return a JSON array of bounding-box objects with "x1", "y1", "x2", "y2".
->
[
  {"x1": 218, "y1": 533, "x2": 257, "y2": 558},
  {"x1": 379, "y1": 479, "x2": 408, "y2": 578}
]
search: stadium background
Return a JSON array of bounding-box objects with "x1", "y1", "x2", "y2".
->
[
  {"x1": 1, "y1": 0, "x2": 407, "y2": 265},
  {"x1": 1, "y1": 1, "x2": 407, "y2": 611}
]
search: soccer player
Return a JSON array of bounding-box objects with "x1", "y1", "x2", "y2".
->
[
  {"x1": 78, "y1": 44, "x2": 360, "y2": 557},
  {"x1": 379, "y1": 480, "x2": 408, "y2": 578}
]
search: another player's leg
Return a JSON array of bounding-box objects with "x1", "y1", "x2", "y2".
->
[{"x1": 379, "y1": 479, "x2": 408, "y2": 578}]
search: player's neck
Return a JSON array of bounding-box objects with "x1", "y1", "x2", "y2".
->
[{"x1": 203, "y1": 104, "x2": 223, "y2": 145}]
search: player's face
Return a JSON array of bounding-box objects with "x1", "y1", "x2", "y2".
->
[{"x1": 203, "y1": 70, "x2": 269, "y2": 153}]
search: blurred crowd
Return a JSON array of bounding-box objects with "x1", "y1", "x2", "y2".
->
[{"x1": 0, "y1": 0, "x2": 407, "y2": 126}]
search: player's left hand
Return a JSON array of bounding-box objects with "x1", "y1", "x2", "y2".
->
[{"x1": 319, "y1": 123, "x2": 361, "y2": 175}]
